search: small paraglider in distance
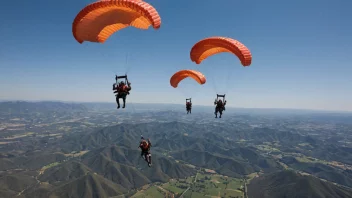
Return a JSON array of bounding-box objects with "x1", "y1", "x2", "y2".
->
[
  {"x1": 170, "y1": 70, "x2": 206, "y2": 88},
  {"x1": 113, "y1": 75, "x2": 131, "y2": 109},
  {"x1": 170, "y1": 70, "x2": 206, "y2": 114},
  {"x1": 214, "y1": 94, "x2": 226, "y2": 118},
  {"x1": 186, "y1": 98, "x2": 192, "y2": 114},
  {"x1": 138, "y1": 135, "x2": 152, "y2": 167}
]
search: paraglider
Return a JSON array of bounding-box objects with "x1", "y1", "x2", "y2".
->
[
  {"x1": 170, "y1": 70, "x2": 206, "y2": 88},
  {"x1": 113, "y1": 75, "x2": 131, "y2": 109},
  {"x1": 170, "y1": 70, "x2": 205, "y2": 114},
  {"x1": 186, "y1": 98, "x2": 192, "y2": 114},
  {"x1": 138, "y1": 135, "x2": 152, "y2": 167},
  {"x1": 73, "y1": 0, "x2": 162, "y2": 109},
  {"x1": 214, "y1": 94, "x2": 226, "y2": 118},
  {"x1": 190, "y1": 36, "x2": 252, "y2": 66},
  {"x1": 190, "y1": 36, "x2": 252, "y2": 118},
  {"x1": 72, "y1": 0, "x2": 161, "y2": 44}
]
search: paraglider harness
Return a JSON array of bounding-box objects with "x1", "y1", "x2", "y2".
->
[
  {"x1": 215, "y1": 94, "x2": 226, "y2": 110},
  {"x1": 139, "y1": 136, "x2": 152, "y2": 167},
  {"x1": 113, "y1": 74, "x2": 130, "y2": 95},
  {"x1": 186, "y1": 98, "x2": 192, "y2": 108},
  {"x1": 140, "y1": 140, "x2": 149, "y2": 150},
  {"x1": 214, "y1": 94, "x2": 226, "y2": 118},
  {"x1": 186, "y1": 98, "x2": 192, "y2": 113}
]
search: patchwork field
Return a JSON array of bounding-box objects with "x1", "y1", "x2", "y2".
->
[{"x1": 131, "y1": 172, "x2": 245, "y2": 198}]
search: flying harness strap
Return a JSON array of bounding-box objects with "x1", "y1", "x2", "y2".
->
[
  {"x1": 115, "y1": 74, "x2": 130, "y2": 94},
  {"x1": 216, "y1": 94, "x2": 226, "y2": 107},
  {"x1": 186, "y1": 98, "x2": 192, "y2": 107}
]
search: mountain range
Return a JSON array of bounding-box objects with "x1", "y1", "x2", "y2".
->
[{"x1": 1, "y1": 101, "x2": 352, "y2": 198}]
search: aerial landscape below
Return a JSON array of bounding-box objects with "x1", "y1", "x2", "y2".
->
[{"x1": 0, "y1": 101, "x2": 351, "y2": 198}]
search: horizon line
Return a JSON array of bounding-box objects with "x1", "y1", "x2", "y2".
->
[{"x1": 1, "y1": 99, "x2": 351, "y2": 114}]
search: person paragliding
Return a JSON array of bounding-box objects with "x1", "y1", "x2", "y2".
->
[
  {"x1": 190, "y1": 37, "x2": 252, "y2": 118},
  {"x1": 186, "y1": 98, "x2": 192, "y2": 114},
  {"x1": 214, "y1": 94, "x2": 226, "y2": 118},
  {"x1": 74, "y1": 1, "x2": 161, "y2": 110},
  {"x1": 170, "y1": 70, "x2": 206, "y2": 114},
  {"x1": 138, "y1": 136, "x2": 152, "y2": 167},
  {"x1": 113, "y1": 75, "x2": 131, "y2": 109}
]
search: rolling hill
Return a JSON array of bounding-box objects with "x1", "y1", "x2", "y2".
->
[
  {"x1": 1, "y1": 101, "x2": 352, "y2": 198},
  {"x1": 248, "y1": 170, "x2": 352, "y2": 198}
]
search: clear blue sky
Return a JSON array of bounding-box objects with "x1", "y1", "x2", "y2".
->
[{"x1": 1, "y1": 0, "x2": 351, "y2": 111}]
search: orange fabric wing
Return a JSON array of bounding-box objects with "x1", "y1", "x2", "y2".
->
[
  {"x1": 170, "y1": 70, "x2": 206, "y2": 88},
  {"x1": 72, "y1": 0, "x2": 161, "y2": 44},
  {"x1": 190, "y1": 37, "x2": 252, "y2": 66}
]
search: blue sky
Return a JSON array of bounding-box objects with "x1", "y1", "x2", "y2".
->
[{"x1": 1, "y1": 0, "x2": 351, "y2": 111}]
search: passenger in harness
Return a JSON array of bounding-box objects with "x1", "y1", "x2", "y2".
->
[
  {"x1": 138, "y1": 137, "x2": 152, "y2": 167},
  {"x1": 214, "y1": 95, "x2": 226, "y2": 118},
  {"x1": 186, "y1": 98, "x2": 192, "y2": 114},
  {"x1": 113, "y1": 75, "x2": 131, "y2": 109}
]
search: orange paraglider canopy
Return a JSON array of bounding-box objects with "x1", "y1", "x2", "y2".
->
[
  {"x1": 72, "y1": 0, "x2": 161, "y2": 44},
  {"x1": 190, "y1": 37, "x2": 252, "y2": 66},
  {"x1": 170, "y1": 70, "x2": 206, "y2": 88}
]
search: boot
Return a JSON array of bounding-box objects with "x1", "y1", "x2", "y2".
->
[
  {"x1": 148, "y1": 156, "x2": 152, "y2": 167},
  {"x1": 116, "y1": 97, "x2": 120, "y2": 109}
]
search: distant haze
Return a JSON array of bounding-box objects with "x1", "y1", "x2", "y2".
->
[{"x1": 1, "y1": 100, "x2": 351, "y2": 114}]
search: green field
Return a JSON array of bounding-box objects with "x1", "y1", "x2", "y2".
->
[
  {"x1": 131, "y1": 186, "x2": 166, "y2": 198},
  {"x1": 246, "y1": 172, "x2": 259, "y2": 181},
  {"x1": 162, "y1": 178, "x2": 189, "y2": 195},
  {"x1": 40, "y1": 162, "x2": 61, "y2": 175},
  {"x1": 131, "y1": 172, "x2": 244, "y2": 198},
  {"x1": 42, "y1": 162, "x2": 60, "y2": 170},
  {"x1": 255, "y1": 144, "x2": 280, "y2": 152},
  {"x1": 183, "y1": 174, "x2": 243, "y2": 198}
]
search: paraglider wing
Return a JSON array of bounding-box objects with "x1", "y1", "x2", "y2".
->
[
  {"x1": 72, "y1": 0, "x2": 161, "y2": 44},
  {"x1": 170, "y1": 70, "x2": 206, "y2": 88},
  {"x1": 190, "y1": 37, "x2": 252, "y2": 66}
]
